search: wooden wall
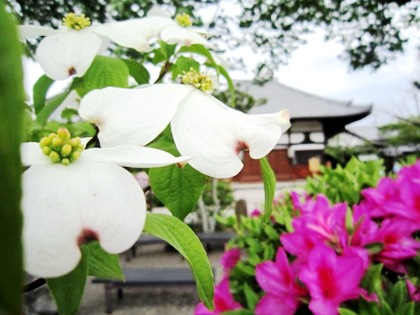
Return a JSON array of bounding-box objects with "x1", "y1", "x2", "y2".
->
[{"x1": 233, "y1": 149, "x2": 311, "y2": 182}]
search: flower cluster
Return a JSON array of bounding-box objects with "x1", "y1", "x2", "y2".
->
[
  {"x1": 199, "y1": 159, "x2": 420, "y2": 315},
  {"x1": 19, "y1": 9, "x2": 209, "y2": 80}
]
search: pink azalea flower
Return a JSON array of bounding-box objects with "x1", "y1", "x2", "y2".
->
[
  {"x1": 255, "y1": 247, "x2": 307, "y2": 315},
  {"x1": 351, "y1": 204, "x2": 379, "y2": 247},
  {"x1": 396, "y1": 159, "x2": 420, "y2": 183},
  {"x1": 360, "y1": 177, "x2": 398, "y2": 218},
  {"x1": 299, "y1": 244, "x2": 368, "y2": 315},
  {"x1": 406, "y1": 279, "x2": 420, "y2": 302},
  {"x1": 194, "y1": 277, "x2": 242, "y2": 314},
  {"x1": 195, "y1": 247, "x2": 242, "y2": 314},
  {"x1": 221, "y1": 248, "x2": 241, "y2": 273},
  {"x1": 290, "y1": 190, "x2": 311, "y2": 213},
  {"x1": 281, "y1": 195, "x2": 348, "y2": 263},
  {"x1": 250, "y1": 208, "x2": 262, "y2": 217},
  {"x1": 382, "y1": 165, "x2": 420, "y2": 229},
  {"x1": 371, "y1": 218, "x2": 420, "y2": 273}
]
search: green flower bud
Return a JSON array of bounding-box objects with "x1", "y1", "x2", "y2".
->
[
  {"x1": 70, "y1": 150, "x2": 81, "y2": 162},
  {"x1": 49, "y1": 151, "x2": 60, "y2": 163},
  {"x1": 61, "y1": 144, "x2": 72, "y2": 157},
  {"x1": 52, "y1": 137, "x2": 63, "y2": 149},
  {"x1": 57, "y1": 127, "x2": 71, "y2": 140},
  {"x1": 41, "y1": 146, "x2": 52, "y2": 156},
  {"x1": 39, "y1": 136, "x2": 51, "y2": 147}
]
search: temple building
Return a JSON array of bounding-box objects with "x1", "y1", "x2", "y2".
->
[{"x1": 233, "y1": 80, "x2": 372, "y2": 182}]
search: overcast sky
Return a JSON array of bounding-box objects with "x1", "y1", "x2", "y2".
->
[{"x1": 229, "y1": 29, "x2": 419, "y2": 128}]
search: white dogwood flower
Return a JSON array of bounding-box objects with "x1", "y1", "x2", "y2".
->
[
  {"x1": 20, "y1": 10, "x2": 210, "y2": 80},
  {"x1": 19, "y1": 12, "x2": 173, "y2": 80},
  {"x1": 79, "y1": 76, "x2": 291, "y2": 178},
  {"x1": 21, "y1": 128, "x2": 191, "y2": 278}
]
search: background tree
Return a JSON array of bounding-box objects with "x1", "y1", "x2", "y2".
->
[
  {"x1": 378, "y1": 80, "x2": 420, "y2": 155},
  {"x1": 8, "y1": 0, "x2": 419, "y2": 81}
]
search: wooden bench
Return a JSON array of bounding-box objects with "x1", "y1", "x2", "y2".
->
[
  {"x1": 125, "y1": 231, "x2": 235, "y2": 261},
  {"x1": 92, "y1": 266, "x2": 212, "y2": 314}
]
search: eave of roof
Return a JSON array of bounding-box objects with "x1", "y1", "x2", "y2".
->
[{"x1": 237, "y1": 80, "x2": 372, "y2": 119}]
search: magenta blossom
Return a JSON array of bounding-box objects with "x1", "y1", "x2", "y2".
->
[
  {"x1": 299, "y1": 244, "x2": 368, "y2": 315},
  {"x1": 194, "y1": 247, "x2": 242, "y2": 314},
  {"x1": 194, "y1": 277, "x2": 242, "y2": 314},
  {"x1": 371, "y1": 218, "x2": 420, "y2": 273},
  {"x1": 281, "y1": 195, "x2": 348, "y2": 264},
  {"x1": 406, "y1": 280, "x2": 420, "y2": 302},
  {"x1": 221, "y1": 248, "x2": 241, "y2": 273},
  {"x1": 360, "y1": 177, "x2": 398, "y2": 218},
  {"x1": 255, "y1": 247, "x2": 307, "y2": 315},
  {"x1": 382, "y1": 161, "x2": 420, "y2": 229},
  {"x1": 290, "y1": 190, "x2": 311, "y2": 213},
  {"x1": 250, "y1": 208, "x2": 262, "y2": 217}
]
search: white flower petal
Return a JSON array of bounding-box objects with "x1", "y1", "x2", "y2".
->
[
  {"x1": 19, "y1": 25, "x2": 59, "y2": 38},
  {"x1": 79, "y1": 84, "x2": 194, "y2": 147},
  {"x1": 71, "y1": 162, "x2": 146, "y2": 254},
  {"x1": 147, "y1": 7, "x2": 172, "y2": 19},
  {"x1": 21, "y1": 142, "x2": 49, "y2": 166},
  {"x1": 23, "y1": 164, "x2": 84, "y2": 278},
  {"x1": 160, "y1": 24, "x2": 210, "y2": 47},
  {"x1": 23, "y1": 162, "x2": 146, "y2": 278},
  {"x1": 171, "y1": 89, "x2": 291, "y2": 178},
  {"x1": 90, "y1": 16, "x2": 175, "y2": 52},
  {"x1": 35, "y1": 31, "x2": 102, "y2": 80},
  {"x1": 80, "y1": 145, "x2": 192, "y2": 168}
]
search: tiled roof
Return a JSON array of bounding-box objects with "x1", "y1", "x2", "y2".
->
[{"x1": 237, "y1": 80, "x2": 372, "y2": 119}]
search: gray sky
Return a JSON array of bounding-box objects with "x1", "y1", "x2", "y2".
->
[{"x1": 229, "y1": 29, "x2": 419, "y2": 128}]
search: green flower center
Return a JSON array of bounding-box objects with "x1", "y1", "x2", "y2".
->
[
  {"x1": 176, "y1": 13, "x2": 192, "y2": 27},
  {"x1": 39, "y1": 128, "x2": 84, "y2": 165},
  {"x1": 181, "y1": 68, "x2": 214, "y2": 93},
  {"x1": 62, "y1": 13, "x2": 91, "y2": 30}
]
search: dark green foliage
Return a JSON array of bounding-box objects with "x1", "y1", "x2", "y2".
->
[
  {"x1": 305, "y1": 156, "x2": 384, "y2": 205},
  {"x1": 379, "y1": 116, "x2": 420, "y2": 154},
  {"x1": 201, "y1": 179, "x2": 234, "y2": 208},
  {"x1": 0, "y1": 2, "x2": 25, "y2": 313}
]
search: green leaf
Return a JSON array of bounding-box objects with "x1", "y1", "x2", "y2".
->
[
  {"x1": 86, "y1": 241, "x2": 124, "y2": 281},
  {"x1": 36, "y1": 90, "x2": 71, "y2": 125},
  {"x1": 0, "y1": 5, "x2": 24, "y2": 314},
  {"x1": 122, "y1": 59, "x2": 150, "y2": 84},
  {"x1": 33, "y1": 75, "x2": 54, "y2": 114},
  {"x1": 143, "y1": 213, "x2": 215, "y2": 310},
  {"x1": 61, "y1": 108, "x2": 79, "y2": 122},
  {"x1": 72, "y1": 56, "x2": 129, "y2": 97},
  {"x1": 361, "y1": 264, "x2": 384, "y2": 301},
  {"x1": 243, "y1": 282, "x2": 259, "y2": 311},
  {"x1": 172, "y1": 56, "x2": 200, "y2": 80},
  {"x1": 396, "y1": 302, "x2": 415, "y2": 315},
  {"x1": 179, "y1": 44, "x2": 220, "y2": 76},
  {"x1": 339, "y1": 308, "x2": 359, "y2": 315},
  {"x1": 221, "y1": 310, "x2": 253, "y2": 315},
  {"x1": 218, "y1": 65, "x2": 236, "y2": 107},
  {"x1": 47, "y1": 246, "x2": 89, "y2": 315},
  {"x1": 149, "y1": 164, "x2": 206, "y2": 220},
  {"x1": 259, "y1": 157, "x2": 276, "y2": 222}
]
